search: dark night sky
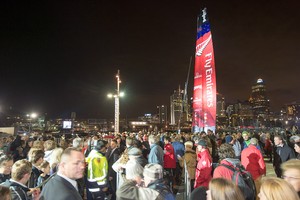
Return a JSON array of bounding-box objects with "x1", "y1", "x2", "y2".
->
[{"x1": 1, "y1": 0, "x2": 300, "y2": 119}]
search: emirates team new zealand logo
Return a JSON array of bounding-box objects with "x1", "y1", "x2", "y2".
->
[{"x1": 195, "y1": 34, "x2": 211, "y2": 56}]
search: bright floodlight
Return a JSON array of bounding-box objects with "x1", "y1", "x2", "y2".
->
[
  {"x1": 119, "y1": 92, "x2": 125, "y2": 97},
  {"x1": 31, "y1": 113, "x2": 37, "y2": 118},
  {"x1": 107, "y1": 94, "x2": 113, "y2": 98}
]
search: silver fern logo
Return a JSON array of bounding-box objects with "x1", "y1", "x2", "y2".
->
[{"x1": 195, "y1": 34, "x2": 211, "y2": 56}]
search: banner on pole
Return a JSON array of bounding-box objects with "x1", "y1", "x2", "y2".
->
[{"x1": 192, "y1": 8, "x2": 217, "y2": 133}]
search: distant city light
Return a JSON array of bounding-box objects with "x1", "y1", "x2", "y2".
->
[
  {"x1": 257, "y1": 78, "x2": 263, "y2": 83},
  {"x1": 131, "y1": 121, "x2": 147, "y2": 125}
]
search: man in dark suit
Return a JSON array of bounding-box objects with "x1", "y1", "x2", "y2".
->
[
  {"x1": 273, "y1": 135, "x2": 296, "y2": 177},
  {"x1": 40, "y1": 147, "x2": 85, "y2": 200},
  {"x1": 105, "y1": 139, "x2": 120, "y2": 200}
]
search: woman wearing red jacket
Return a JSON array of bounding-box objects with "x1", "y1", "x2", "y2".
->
[
  {"x1": 194, "y1": 139, "x2": 212, "y2": 189},
  {"x1": 264, "y1": 132, "x2": 273, "y2": 162},
  {"x1": 164, "y1": 136, "x2": 176, "y2": 189},
  {"x1": 164, "y1": 136, "x2": 176, "y2": 168}
]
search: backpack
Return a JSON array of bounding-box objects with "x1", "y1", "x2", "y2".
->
[
  {"x1": 220, "y1": 163, "x2": 256, "y2": 200},
  {"x1": 150, "y1": 181, "x2": 175, "y2": 200}
]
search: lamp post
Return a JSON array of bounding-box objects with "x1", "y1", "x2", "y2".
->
[
  {"x1": 27, "y1": 113, "x2": 37, "y2": 133},
  {"x1": 107, "y1": 70, "x2": 124, "y2": 135}
]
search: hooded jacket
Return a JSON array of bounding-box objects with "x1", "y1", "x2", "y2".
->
[
  {"x1": 179, "y1": 150, "x2": 197, "y2": 179},
  {"x1": 194, "y1": 148, "x2": 212, "y2": 188},
  {"x1": 116, "y1": 179, "x2": 175, "y2": 200},
  {"x1": 241, "y1": 145, "x2": 266, "y2": 180},
  {"x1": 213, "y1": 158, "x2": 241, "y2": 180}
]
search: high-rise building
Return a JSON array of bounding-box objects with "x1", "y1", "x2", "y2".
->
[
  {"x1": 170, "y1": 86, "x2": 189, "y2": 125},
  {"x1": 249, "y1": 78, "x2": 270, "y2": 117},
  {"x1": 216, "y1": 94, "x2": 226, "y2": 117},
  {"x1": 216, "y1": 94, "x2": 227, "y2": 126},
  {"x1": 285, "y1": 102, "x2": 300, "y2": 128},
  {"x1": 157, "y1": 105, "x2": 167, "y2": 124},
  {"x1": 286, "y1": 102, "x2": 300, "y2": 118},
  {"x1": 235, "y1": 101, "x2": 254, "y2": 126}
]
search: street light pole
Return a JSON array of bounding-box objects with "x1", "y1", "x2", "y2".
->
[
  {"x1": 115, "y1": 70, "x2": 121, "y2": 135},
  {"x1": 108, "y1": 70, "x2": 124, "y2": 135},
  {"x1": 27, "y1": 113, "x2": 37, "y2": 134}
]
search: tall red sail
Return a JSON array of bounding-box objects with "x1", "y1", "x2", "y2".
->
[{"x1": 192, "y1": 8, "x2": 217, "y2": 133}]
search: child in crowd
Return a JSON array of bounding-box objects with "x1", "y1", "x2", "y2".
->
[
  {"x1": 37, "y1": 160, "x2": 50, "y2": 188},
  {"x1": 0, "y1": 185, "x2": 11, "y2": 200}
]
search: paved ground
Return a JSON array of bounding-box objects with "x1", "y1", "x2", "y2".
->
[
  {"x1": 176, "y1": 158, "x2": 276, "y2": 200},
  {"x1": 265, "y1": 160, "x2": 276, "y2": 177}
]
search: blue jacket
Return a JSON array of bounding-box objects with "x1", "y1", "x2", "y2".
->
[
  {"x1": 148, "y1": 144, "x2": 164, "y2": 166},
  {"x1": 172, "y1": 141, "x2": 185, "y2": 162}
]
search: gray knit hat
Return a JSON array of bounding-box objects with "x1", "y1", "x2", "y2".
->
[
  {"x1": 290, "y1": 135, "x2": 300, "y2": 143},
  {"x1": 198, "y1": 139, "x2": 207, "y2": 147},
  {"x1": 143, "y1": 163, "x2": 163, "y2": 180},
  {"x1": 128, "y1": 147, "x2": 142, "y2": 156}
]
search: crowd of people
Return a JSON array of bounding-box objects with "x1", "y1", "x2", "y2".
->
[{"x1": 0, "y1": 129, "x2": 299, "y2": 200}]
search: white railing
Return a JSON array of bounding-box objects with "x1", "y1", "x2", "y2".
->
[{"x1": 184, "y1": 160, "x2": 191, "y2": 200}]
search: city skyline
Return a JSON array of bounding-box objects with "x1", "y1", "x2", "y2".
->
[{"x1": 1, "y1": 0, "x2": 300, "y2": 119}]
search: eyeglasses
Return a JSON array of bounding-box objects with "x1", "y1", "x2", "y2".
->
[{"x1": 282, "y1": 175, "x2": 300, "y2": 179}]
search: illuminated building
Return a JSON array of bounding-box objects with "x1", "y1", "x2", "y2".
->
[
  {"x1": 286, "y1": 102, "x2": 300, "y2": 117},
  {"x1": 285, "y1": 102, "x2": 300, "y2": 127},
  {"x1": 249, "y1": 78, "x2": 270, "y2": 118},
  {"x1": 235, "y1": 101, "x2": 254, "y2": 126},
  {"x1": 170, "y1": 86, "x2": 189, "y2": 125},
  {"x1": 216, "y1": 94, "x2": 226, "y2": 117},
  {"x1": 157, "y1": 105, "x2": 167, "y2": 124},
  {"x1": 216, "y1": 94, "x2": 227, "y2": 126}
]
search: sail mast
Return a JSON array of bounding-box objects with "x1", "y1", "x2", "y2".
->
[{"x1": 178, "y1": 56, "x2": 192, "y2": 134}]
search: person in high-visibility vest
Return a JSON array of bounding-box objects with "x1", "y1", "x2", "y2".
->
[{"x1": 86, "y1": 140, "x2": 108, "y2": 200}]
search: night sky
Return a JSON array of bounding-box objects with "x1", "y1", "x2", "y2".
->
[{"x1": 1, "y1": 0, "x2": 300, "y2": 119}]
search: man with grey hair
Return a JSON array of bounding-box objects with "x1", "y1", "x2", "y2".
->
[
  {"x1": 116, "y1": 163, "x2": 175, "y2": 200},
  {"x1": 128, "y1": 147, "x2": 148, "y2": 167},
  {"x1": 241, "y1": 138, "x2": 266, "y2": 197},
  {"x1": 72, "y1": 138, "x2": 83, "y2": 149},
  {"x1": 148, "y1": 135, "x2": 164, "y2": 166}
]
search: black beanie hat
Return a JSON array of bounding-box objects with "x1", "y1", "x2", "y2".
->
[{"x1": 94, "y1": 140, "x2": 108, "y2": 151}]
